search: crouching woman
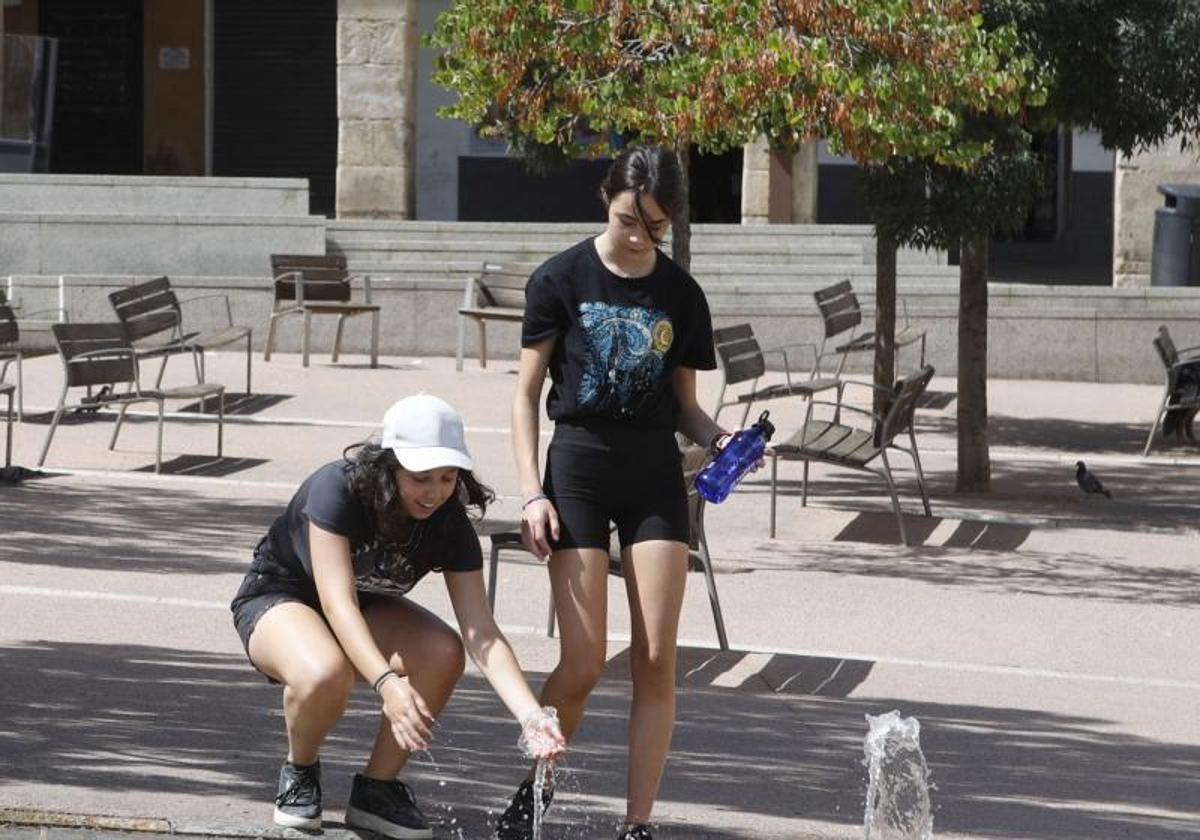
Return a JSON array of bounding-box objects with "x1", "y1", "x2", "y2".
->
[{"x1": 231, "y1": 394, "x2": 564, "y2": 839}]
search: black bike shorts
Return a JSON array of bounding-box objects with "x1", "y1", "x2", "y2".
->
[{"x1": 543, "y1": 422, "x2": 688, "y2": 551}]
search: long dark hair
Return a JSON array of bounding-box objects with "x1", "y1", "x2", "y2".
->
[
  {"x1": 599, "y1": 145, "x2": 683, "y2": 243},
  {"x1": 342, "y1": 439, "x2": 495, "y2": 545}
]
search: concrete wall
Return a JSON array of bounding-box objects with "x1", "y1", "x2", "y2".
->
[
  {"x1": 0, "y1": 174, "x2": 310, "y2": 215},
  {"x1": 11, "y1": 272, "x2": 1197, "y2": 384},
  {"x1": 0, "y1": 213, "x2": 324, "y2": 276},
  {"x1": 1113, "y1": 138, "x2": 1200, "y2": 288}
]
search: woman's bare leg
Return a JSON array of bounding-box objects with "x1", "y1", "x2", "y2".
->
[
  {"x1": 359, "y1": 597, "x2": 466, "y2": 778},
  {"x1": 621, "y1": 540, "x2": 688, "y2": 825},
  {"x1": 538, "y1": 547, "x2": 612, "y2": 741},
  {"x1": 248, "y1": 602, "x2": 355, "y2": 765}
]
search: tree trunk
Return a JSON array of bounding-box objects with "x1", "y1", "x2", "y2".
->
[
  {"x1": 873, "y1": 228, "x2": 897, "y2": 417},
  {"x1": 957, "y1": 233, "x2": 991, "y2": 492},
  {"x1": 671, "y1": 142, "x2": 691, "y2": 273}
]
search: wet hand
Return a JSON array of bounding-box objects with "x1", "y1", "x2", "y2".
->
[
  {"x1": 380, "y1": 675, "x2": 434, "y2": 752},
  {"x1": 520, "y1": 495, "x2": 560, "y2": 561},
  {"x1": 518, "y1": 707, "x2": 567, "y2": 761}
]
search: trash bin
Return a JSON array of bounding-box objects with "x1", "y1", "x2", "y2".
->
[{"x1": 1150, "y1": 184, "x2": 1200, "y2": 287}]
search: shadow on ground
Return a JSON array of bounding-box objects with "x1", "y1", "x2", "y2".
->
[
  {"x1": 0, "y1": 479, "x2": 280, "y2": 574},
  {"x1": 0, "y1": 640, "x2": 1196, "y2": 840},
  {"x1": 759, "y1": 450, "x2": 1200, "y2": 535}
]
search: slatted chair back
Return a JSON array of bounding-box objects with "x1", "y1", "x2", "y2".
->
[
  {"x1": 712, "y1": 324, "x2": 766, "y2": 386},
  {"x1": 109, "y1": 277, "x2": 181, "y2": 343},
  {"x1": 476, "y1": 264, "x2": 528, "y2": 309},
  {"x1": 0, "y1": 304, "x2": 17, "y2": 346},
  {"x1": 271, "y1": 254, "x2": 352, "y2": 304},
  {"x1": 52, "y1": 322, "x2": 137, "y2": 389},
  {"x1": 877, "y1": 364, "x2": 935, "y2": 447},
  {"x1": 1153, "y1": 325, "x2": 1178, "y2": 369},
  {"x1": 813, "y1": 280, "x2": 862, "y2": 339}
]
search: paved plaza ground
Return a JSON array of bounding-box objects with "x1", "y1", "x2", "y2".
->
[{"x1": 1, "y1": 349, "x2": 1198, "y2": 839}]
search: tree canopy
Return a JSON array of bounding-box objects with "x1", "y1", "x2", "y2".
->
[{"x1": 428, "y1": 0, "x2": 1039, "y2": 169}]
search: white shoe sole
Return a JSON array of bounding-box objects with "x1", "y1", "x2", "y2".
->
[
  {"x1": 273, "y1": 807, "x2": 321, "y2": 830},
  {"x1": 345, "y1": 806, "x2": 433, "y2": 839}
]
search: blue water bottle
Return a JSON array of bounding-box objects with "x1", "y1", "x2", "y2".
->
[{"x1": 694, "y1": 411, "x2": 775, "y2": 504}]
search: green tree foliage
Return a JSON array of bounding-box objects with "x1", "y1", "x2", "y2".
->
[{"x1": 429, "y1": 0, "x2": 1036, "y2": 169}]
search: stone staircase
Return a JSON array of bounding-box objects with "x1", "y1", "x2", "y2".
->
[{"x1": 326, "y1": 220, "x2": 961, "y2": 289}]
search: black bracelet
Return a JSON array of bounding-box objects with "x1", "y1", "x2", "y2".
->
[
  {"x1": 373, "y1": 670, "x2": 398, "y2": 694},
  {"x1": 522, "y1": 492, "x2": 549, "y2": 510}
]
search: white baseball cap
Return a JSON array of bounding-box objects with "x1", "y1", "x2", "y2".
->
[{"x1": 380, "y1": 394, "x2": 474, "y2": 472}]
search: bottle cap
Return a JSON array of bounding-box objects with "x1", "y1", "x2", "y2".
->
[{"x1": 755, "y1": 410, "x2": 776, "y2": 441}]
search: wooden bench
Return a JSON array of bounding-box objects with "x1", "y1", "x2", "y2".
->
[
  {"x1": 266, "y1": 254, "x2": 380, "y2": 368},
  {"x1": 455, "y1": 263, "x2": 527, "y2": 371},
  {"x1": 109, "y1": 276, "x2": 253, "y2": 393}
]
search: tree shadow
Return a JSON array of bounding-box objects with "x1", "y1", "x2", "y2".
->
[
  {"x1": 0, "y1": 478, "x2": 278, "y2": 574},
  {"x1": 0, "y1": 640, "x2": 1196, "y2": 839}
]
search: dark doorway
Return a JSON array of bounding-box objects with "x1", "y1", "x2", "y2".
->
[
  {"x1": 689, "y1": 146, "x2": 742, "y2": 223},
  {"x1": 39, "y1": 0, "x2": 143, "y2": 175},
  {"x1": 212, "y1": 0, "x2": 337, "y2": 216}
]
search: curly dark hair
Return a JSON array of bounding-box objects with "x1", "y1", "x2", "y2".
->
[{"x1": 342, "y1": 438, "x2": 494, "y2": 545}]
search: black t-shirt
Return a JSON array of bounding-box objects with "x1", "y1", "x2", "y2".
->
[
  {"x1": 522, "y1": 238, "x2": 716, "y2": 429},
  {"x1": 262, "y1": 461, "x2": 483, "y2": 598}
]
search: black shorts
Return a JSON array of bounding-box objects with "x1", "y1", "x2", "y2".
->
[
  {"x1": 543, "y1": 422, "x2": 688, "y2": 551},
  {"x1": 229, "y1": 542, "x2": 381, "y2": 683}
]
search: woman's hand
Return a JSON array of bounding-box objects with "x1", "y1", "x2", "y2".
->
[
  {"x1": 520, "y1": 496, "x2": 560, "y2": 560},
  {"x1": 379, "y1": 674, "x2": 434, "y2": 752},
  {"x1": 712, "y1": 429, "x2": 773, "y2": 472},
  {"x1": 518, "y1": 707, "x2": 567, "y2": 761}
]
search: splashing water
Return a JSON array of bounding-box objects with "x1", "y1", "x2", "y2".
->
[
  {"x1": 863, "y1": 710, "x2": 934, "y2": 840},
  {"x1": 532, "y1": 758, "x2": 552, "y2": 840}
]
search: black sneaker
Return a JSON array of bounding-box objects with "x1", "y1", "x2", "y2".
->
[
  {"x1": 273, "y1": 760, "x2": 322, "y2": 829},
  {"x1": 345, "y1": 774, "x2": 432, "y2": 839},
  {"x1": 617, "y1": 825, "x2": 654, "y2": 840},
  {"x1": 493, "y1": 779, "x2": 554, "y2": 840}
]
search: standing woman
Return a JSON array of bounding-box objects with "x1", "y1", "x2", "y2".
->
[
  {"x1": 502, "y1": 146, "x2": 730, "y2": 840},
  {"x1": 231, "y1": 394, "x2": 564, "y2": 839}
]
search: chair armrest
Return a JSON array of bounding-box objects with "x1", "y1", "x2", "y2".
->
[
  {"x1": 274, "y1": 270, "x2": 306, "y2": 304},
  {"x1": 837, "y1": 377, "x2": 893, "y2": 395},
  {"x1": 17, "y1": 306, "x2": 69, "y2": 322},
  {"x1": 761, "y1": 341, "x2": 819, "y2": 387},
  {"x1": 346, "y1": 273, "x2": 373, "y2": 304},
  {"x1": 177, "y1": 293, "x2": 235, "y2": 327}
]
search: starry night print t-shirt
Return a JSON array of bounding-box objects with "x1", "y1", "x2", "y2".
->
[
  {"x1": 260, "y1": 461, "x2": 482, "y2": 598},
  {"x1": 522, "y1": 238, "x2": 716, "y2": 429}
]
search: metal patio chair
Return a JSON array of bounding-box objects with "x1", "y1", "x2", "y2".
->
[
  {"x1": 712, "y1": 323, "x2": 841, "y2": 426},
  {"x1": 812, "y1": 280, "x2": 926, "y2": 378},
  {"x1": 38, "y1": 323, "x2": 225, "y2": 474},
  {"x1": 0, "y1": 291, "x2": 67, "y2": 421},
  {"x1": 768, "y1": 365, "x2": 935, "y2": 546},
  {"x1": 109, "y1": 276, "x2": 253, "y2": 394},
  {"x1": 1143, "y1": 325, "x2": 1200, "y2": 455},
  {"x1": 486, "y1": 443, "x2": 730, "y2": 651},
  {"x1": 265, "y1": 254, "x2": 380, "y2": 368}
]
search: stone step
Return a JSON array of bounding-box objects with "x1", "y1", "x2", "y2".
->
[{"x1": 345, "y1": 259, "x2": 962, "y2": 282}]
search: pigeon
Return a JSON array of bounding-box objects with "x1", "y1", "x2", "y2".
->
[{"x1": 1075, "y1": 461, "x2": 1111, "y2": 499}]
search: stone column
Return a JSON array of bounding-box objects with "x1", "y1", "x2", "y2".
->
[
  {"x1": 791, "y1": 140, "x2": 819, "y2": 224},
  {"x1": 740, "y1": 138, "x2": 772, "y2": 224},
  {"x1": 1113, "y1": 138, "x2": 1200, "y2": 287},
  {"x1": 336, "y1": 0, "x2": 418, "y2": 219},
  {"x1": 741, "y1": 137, "x2": 819, "y2": 224}
]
